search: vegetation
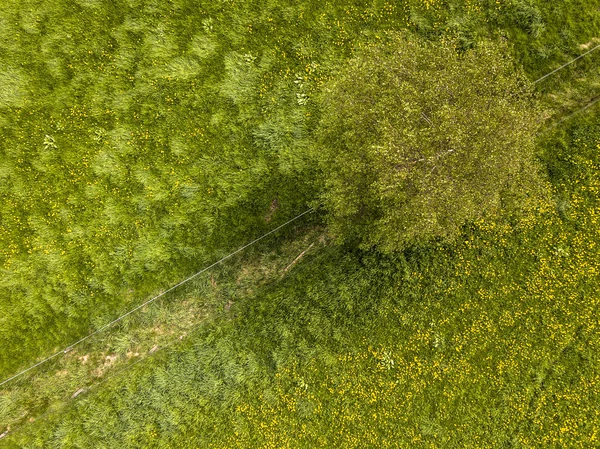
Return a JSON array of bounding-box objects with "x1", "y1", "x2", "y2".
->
[
  {"x1": 4, "y1": 113, "x2": 600, "y2": 448},
  {"x1": 1, "y1": 0, "x2": 600, "y2": 447},
  {"x1": 316, "y1": 32, "x2": 544, "y2": 251},
  {"x1": 0, "y1": 219, "x2": 324, "y2": 441}
]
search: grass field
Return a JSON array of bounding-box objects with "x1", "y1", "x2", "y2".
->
[
  {"x1": 4, "y1": 112, "x2": 600, "y2": 447},
  {"x1": 1, "y1": 0, "x2": 599, "y2": 377},
  {"x1": 1, "y1": 0, "x2": 600, "y2": 446}
]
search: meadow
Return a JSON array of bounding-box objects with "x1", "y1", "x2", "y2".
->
[
  {"x1": 4, "y1": 113, "x2": 600, "y2": 447},
  {"x1": 1, "y1": 0, "x2": 600, "y2": 446}
]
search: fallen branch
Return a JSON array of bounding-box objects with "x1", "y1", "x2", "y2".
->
[{"x1": 283, "y1": 243, "x2": 315, "y2": 273}]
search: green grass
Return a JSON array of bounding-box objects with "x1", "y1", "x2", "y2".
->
[
  {"x1": 1, "y1": 0, "x2": 599, "y2": 377},
  {"x1": 3, "y1": 112, "x2": 600, "y2": 447},
  {"x1": 0, "y1": 216, "x2": 323, "y2": 437},
  {"x1": 2, "y1": 0, "x2": 600, "y2": 446}
]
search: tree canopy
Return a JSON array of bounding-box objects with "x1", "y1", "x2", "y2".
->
[{"x1": 315, "y1": 32, "x2": 545, "y2": 251}]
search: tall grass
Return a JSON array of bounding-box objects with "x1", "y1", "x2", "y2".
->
[
  {"x1": 5, "y1": 111, "x2": 600, "y2": 447},
  {"x1": 1, "y1": 0, "x2": 600, "y2": 445}
]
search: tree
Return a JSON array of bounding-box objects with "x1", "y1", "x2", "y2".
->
[{"x1": 315, "y1": 32, "x2": 545, "y2": 252}]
